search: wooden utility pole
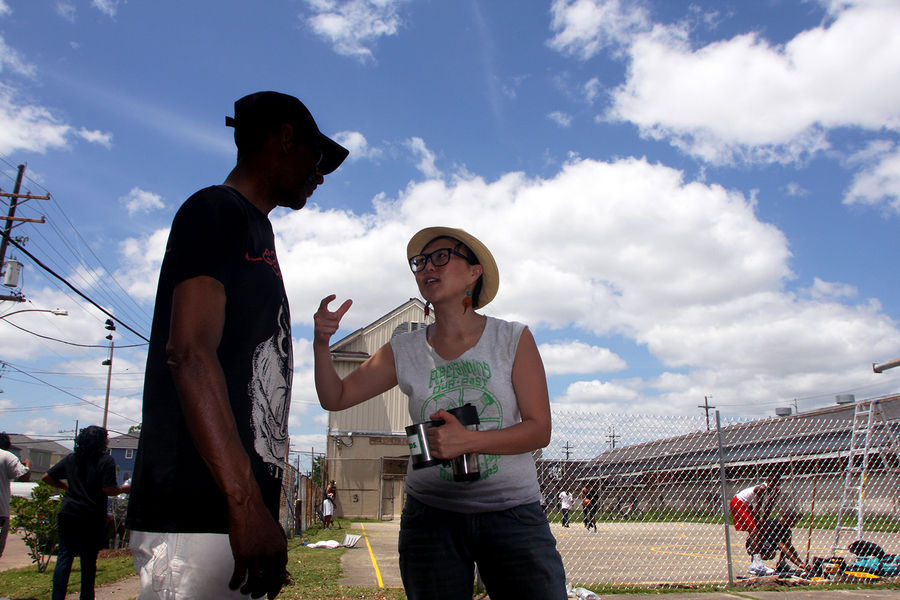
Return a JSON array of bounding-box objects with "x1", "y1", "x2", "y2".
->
[
  {"x1": 0, "y1": 164, "x2": 49, "y2": 302},
  {"x1": 699, "y1": 395, "x2": 715, "y2": 431},
  {"x1": 562, "y1": 440, "x2": 574, "y2": 460},
  {"x1": 606, "y1": 427, "x2": 620, "y2": 449}
]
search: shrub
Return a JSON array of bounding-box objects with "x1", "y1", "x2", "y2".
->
[{"x1": 11, "y1": 482, "x2": 62, "y2": 572}]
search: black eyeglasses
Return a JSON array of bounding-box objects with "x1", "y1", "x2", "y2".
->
[{"x1": 409, "y1": 248, "x2": 473, "y2": 272}]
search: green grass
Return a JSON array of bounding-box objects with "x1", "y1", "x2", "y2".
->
[
  {"x1": 280, "y1": 518, "x2": 406, "y2": 600},
  {"x1": 0, "y1": 553, "x2": 134, "y2": 600}
]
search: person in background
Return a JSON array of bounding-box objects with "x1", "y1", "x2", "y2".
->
[
  {"x1": 43, "y1": 426, "x2": 130, "y2": 600},
  {"x1": 0, "y1": 432, "x2": 31, "y2": 559},
  {"x1": 746, "y1": 509, "x2": 807, "y2": 576},
  {"x1": 558, "y1": 489, "x2": 573, "y2": 528},
  {"x1": 730, "y1": 472, "x2": 781, "y2": 573},
  {"x1": 314, "y1": 226, "x2": 567, "y2": 599},
  {"x1": 581, "y1": 485, "x2": 598, "y2": 532},
  {"x1": 322, "y1": 480, "x2": 336, "y2": 529}
]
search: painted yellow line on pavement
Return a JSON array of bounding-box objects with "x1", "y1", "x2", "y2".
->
[{"x1": 361, "y1": 523, "x2": 384, "y2": 588}]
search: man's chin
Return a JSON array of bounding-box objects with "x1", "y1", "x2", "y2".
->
[{"x1": 280, "y1": 196, "x2": 308, "y2": 211}]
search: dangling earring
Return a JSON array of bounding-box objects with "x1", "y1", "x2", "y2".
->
[
  {"x1": 424, "y1": 301, "x2": 431, "y2": 318},
  {"x1": 462, "y1": 290, "x2": 472, "y2": 312}
]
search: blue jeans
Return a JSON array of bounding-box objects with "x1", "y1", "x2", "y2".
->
[
  {"x1": 399, "y1": 496, "x2": 567, "y2": 600},
  {"x1": 52, "y1": 513, "x2": 104, "y2": 600}
]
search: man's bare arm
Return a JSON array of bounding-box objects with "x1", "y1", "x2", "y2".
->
[
  {"x1": 15, "y1": 457, "x2": 31, "y2": 482},
  {"x1": 168, "y1": 276, "x2": 286, "y2": 600}
]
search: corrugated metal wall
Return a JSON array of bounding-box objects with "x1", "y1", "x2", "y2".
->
[{"x1": 329, "y1": 301, "x2": 429, "y2": 435}]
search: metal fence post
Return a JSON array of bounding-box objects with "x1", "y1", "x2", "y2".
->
[{"x1": 715, "y1": 410, "x2": 734, "y2": 587}]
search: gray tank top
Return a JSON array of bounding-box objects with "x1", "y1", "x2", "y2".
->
[{"x1": 391, "y1": 316, "x2": 541, "y2": 513}]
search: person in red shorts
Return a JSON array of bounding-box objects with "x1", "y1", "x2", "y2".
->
[{"x1": 730, "y1": 473, "x2": 781, "y2": 575}]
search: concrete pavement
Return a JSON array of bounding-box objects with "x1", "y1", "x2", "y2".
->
[
  {"x1": 7, "y1": 524, "x2": 899, "y2": 599},
  {"x1": 334, "y1": 520, "x2": 900, "y2": 599},
  {"x1": 337, "y1": 521, "x2": 404, "y2": 589}
]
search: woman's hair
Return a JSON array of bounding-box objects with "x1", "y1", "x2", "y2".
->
[{"x1": 74, "y1": 425, "x2": 108, "y2": 460}]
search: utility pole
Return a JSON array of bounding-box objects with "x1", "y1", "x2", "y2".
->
[
  {"x1": 101, "y1": 319, "x2": 116, "y2": 429},
  {"x1": 562, "y1": 440, "x2": 574, "y2": 460},
  {"x1": 606, "y1": 427, "x2": 620, "y2": 449},
  {"x1": 699, "y1": 395, "x2": 716, "y2": 431},
  {"x1": 1, "y1": 164, "x2": 49, "y2": 302}
]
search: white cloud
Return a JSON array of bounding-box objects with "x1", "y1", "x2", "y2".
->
[
  {"x1": 76, "y1": 127, "x2": 113, "y2": 147},
  {"x1": 548, "y1": 111, "x2": 573, "y2": 128},
  {"x1": 809, "y1": 277, "x2": 857, "y2": 300},
  {"x1": 548, "y1": 0, "x2": 651, "y2": 60},
  {"x1": 92, "y1": 0, "x2": 123, "y2": 17},
  {"x1": 0, "y1": 35, "x2": 37, "y2": 77},
  {"x1": 304, "y1": 0, "x2": 408, "y2": 61},
  {"x1": 784, "y1": 182, "x2": 808, "y2": 197},
  {"x1": 404, "y1": 136, "x2": 441, "y2": 179},
  {"x1": 333, "y1": 130, "x2": 380, "y2": 161},
  {"x1": 0, "y1": 85, "x2": 71, "y2": 155},
  {"x1": 116, "y1": 227, "x2": 169, "y2": 302},
  {"x1": 0, "y1": 1, "x2": 9, "y2": 17},
  {"x1": 540, "y1": 341, "x2": 627, "y2": 375},
  {"x1": 0, "y1": 83, "x2": 119, "y2": 155},
  {"x1": 844, "y1": 141, "x2": 900, "y2": 214},
  {"x1": 584, "y1": 77, "x2": 602, "y2": 104},
  {"x1": 56, "y1": 1, "x2": 76, "y2": 22},
  {"x1": 229, "y1": 154, "x2": 900, "y2": 416},
  {"x1": 556, "y1": 379, "x2": 641, "y2": 405},
  {"x1": 551, "y1": 0, "x2": 900, "y2": 166},
  {"x1": 121, "y1": 187, "x2": 165, "y2": 216}
]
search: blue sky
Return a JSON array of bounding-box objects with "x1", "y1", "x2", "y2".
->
[{"x1": 1, "y1": 0, "x2": 898, "y2": 466}]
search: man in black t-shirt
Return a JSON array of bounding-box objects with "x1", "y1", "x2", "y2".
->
[{"x1": 126, "y1": 92, "x2": 348, "y2": 600}]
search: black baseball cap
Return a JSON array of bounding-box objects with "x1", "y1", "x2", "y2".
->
[{"x1": 225, "y1": 91, "x2": 349, "y2": 174}]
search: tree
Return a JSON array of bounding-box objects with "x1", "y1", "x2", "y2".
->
[
  {"x1": 11, "y1": 482, "x2": 62, "y2": 572},
  {"x1": 311, "y1": 455, "x2": 325, "y2": 486},
  {"x1": 127, "y1": 423, "x2": 142, "y2": 434}
]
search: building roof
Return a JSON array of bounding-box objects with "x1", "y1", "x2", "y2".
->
[
  {"x1": 330, "y1": 298, "x2": 427, "y2": 353},
  {"x1": 108, "y1": 434, "x2": 140, "y2": 449},
  {"x1": 593, "y1": 394, "x2": 900, "y2": 477},
  {"x1": 7, "y1": 433, "x2": 71, "y2": 455}
]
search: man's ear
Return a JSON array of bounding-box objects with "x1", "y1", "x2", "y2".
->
[{"x1": 279, "y1": 123, "x2": 296, "y2": 152}]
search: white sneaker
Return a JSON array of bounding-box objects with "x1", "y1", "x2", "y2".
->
[{"x1": 749, "y1": 564, "x2": 776, "y2": 576}]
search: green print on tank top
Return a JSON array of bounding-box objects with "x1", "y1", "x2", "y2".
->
[{"x1": 422, "y1": 359, "x2": 502, "y2": 482}]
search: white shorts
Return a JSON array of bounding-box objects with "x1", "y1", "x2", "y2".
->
[
  {"x1": 323, "y1": 499, "x2": 334, "y2": 517},
  {"x1": 130, "y1": 531, "x2": 251, "y2": 600}
]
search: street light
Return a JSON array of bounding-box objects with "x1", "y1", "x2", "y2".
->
[{"x1": 0, "y1": 308, "x2": 68, "y2": 320}]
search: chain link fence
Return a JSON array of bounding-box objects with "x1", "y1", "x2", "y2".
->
[
  {"x1": 297, "y1": 395, "x2": 899, "y2": 589},
  {"x1": 541, "y1": 397, "x2": 900, "y2": 587}
]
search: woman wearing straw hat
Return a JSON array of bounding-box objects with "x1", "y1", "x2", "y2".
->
[{"x1": 314, "y1": 226, "x2": 566, "y2": 600}]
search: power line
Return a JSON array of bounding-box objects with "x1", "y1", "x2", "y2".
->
[
  {"x1": 1, "y1": 362, "x2": 139, "y2": 424},
  {"x1": 1, "y1": 319, "x2": 148, "y2": 348},
  {"x1": 0, "y1": 156, "x2": 152, "y2": 334},
  {"x1": 0, "y1": 229, "x2": 149, "y2": 342}
]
